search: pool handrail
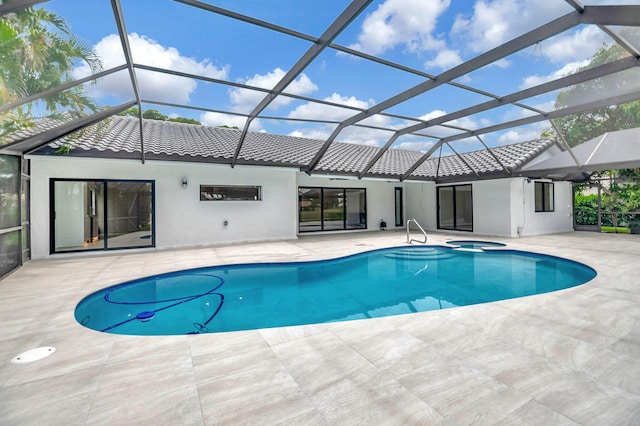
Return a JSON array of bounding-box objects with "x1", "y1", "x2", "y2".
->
[{"x1": 406, "y1": 218, "x2": 427, "y2": 244}]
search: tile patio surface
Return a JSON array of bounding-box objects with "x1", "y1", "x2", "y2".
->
[{"x1": 0, "y1": 231, "x2": 639, "y2": 425}]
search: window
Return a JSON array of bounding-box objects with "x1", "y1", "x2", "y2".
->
[
  {"x1": 394, "y1": 187, "x2": 403, "y2": 227},
  {"x1": 298, "y1": 187, "x2": 366, "y2": 233},
  {"x1": 437, "y1": 184, "x2": 473, "y2": 231},
  {"x1": 200, "y1": 185, "x2": 261, "y2": 201},
  {"x1": 50, "y1": 179, "x2": 154, "y2": 253},
  {"x1": 535, "y1": 182, "x2": 554, "y2": 212}
]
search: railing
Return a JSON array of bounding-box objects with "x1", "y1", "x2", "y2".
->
[{"x1": 406, "y1": 219, "x2": 428, "y2": 244}]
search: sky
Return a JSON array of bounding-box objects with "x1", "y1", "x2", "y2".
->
[{"x1": 41, "y1": 0, "x2": 639, "y2": 154}]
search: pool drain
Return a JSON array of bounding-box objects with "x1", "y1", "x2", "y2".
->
[{"x1": 11, "y1": 347, "x2": 56, "y2": 364}]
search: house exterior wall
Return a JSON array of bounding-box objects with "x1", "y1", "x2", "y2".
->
[
  {"x1": 29, "y1": 156, "x2": 298, "y2": 258},
  {"x1": 467, "y1": 178, "x2": 573, "y2": 237},
  {"x1": 403, "y1": 178, "x2": 573, "y2": 238},
  {"x1": 404, "y1": 182, "x2": 437, "y2": 230},
  {"x1": 28, "y1": 155, "x2": 575, "y2": 259},
  {"x1": 472, "y1": 179, "x2": 514, "y2": 236},
  {"x1": 518, "y1": 179, "x2": 574, "y2": 237}
]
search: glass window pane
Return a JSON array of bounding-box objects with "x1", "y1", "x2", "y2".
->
[
  {"x1": 438, "y1": 186, "x2": 454, "y2": 229},
  {"x1": 0, "y1": 231, "x2": 22, "y2": 277},
  {"x1": 54, "y1": 181, "x2": 105, "y2": 251},
  {"x1": 346, "y1": 189, "x2": 366, "y2": 229},
  {"x1": 299, "y1": 187, "x2": 322, "y2": 232},
  {"x1": 200, "y1": 185, "x2": 261, "y2": 201},
  {"x1": 323, "y1": 189, "x2": 345, "y2": 231},
  {"x1": 535, "y1": 182, "x2": 544, "y2": 211},
  {"x1": 21, "y1": 223, "x2": 30, "y2": 261},
  {"x1": 0, "y1": 155, "x2": 21, "y2": 229},
  {"x1": 21, "y1": 178, "x2": 29, "y2": 223},
  {"x1": 545, "y1": 183, "x2": 554, "y2": 211},
  {"x1": 21, "y1": 158, "x2": 30, "y2": 176},
  {"x1": 106, "y1": 182, "x2": 153, "y2": 249},
  {"x1": 395, "y1": 187, "x2": 403, "y2": 227},
  {"x1": 456, "y1": 185, "x2": 473, "y2": 231}
]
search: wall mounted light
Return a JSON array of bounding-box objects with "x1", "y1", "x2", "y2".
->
[{"x1": 181, "y1": 177, "x2": 188, "y2": 189}]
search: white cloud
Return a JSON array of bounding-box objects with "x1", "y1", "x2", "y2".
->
[
  {"x1": 497, "y1": 122, "x2": 548, "y2": 144},
  {"x1": 349, "y1": 0, "x2": 451, "y2": 55},
  {"x1": 287, "y1": 93, "x2": 375, "y2": 121},
  {"x1": 451, "y1": 1, "x2": 608, "y2": 91},
  {"x1": 287, "y1": 93, "x2": 372, "y2": 121},
  {"x1": 493, "y1": 58, "x2": 511, "y2": 69},
  {"x1": 229, "y1": 68, "x2": 318, "y2": 113},
  {"x1": 286, "y1": 94, "x2": 398, "y2": 146},
  {"x1": 199, "y1": 112, "x2": 261, "y2": 130},
  {"x1": 451, "y1": 0, "x2": 569, "y2": 53},
  {"x1": 394, "y1": 140, "x2": 435, "y2": 152},
  {"x1": 419, "y1": 109, "x2": 447, "y2": 120},
  {"x1": 289, "y1": 128, "x2": 333, "y2": 141},
  {"x1": 341, "y1": 126, "x2": 396, "y2": 146},
  {"x1": 537, "y1": 26, "x2": 608, "y2": 64},
  {"x1": 417, "y1": 110, "x2": 483, "y2": 132},
  {"x1": 424, "y1": 49, "x2": 463, "y2": 71},
  {"x1": 520, "y1": 60, "x2": 589, "y2": 89},
  {"x1": 74, "y1": 33, "x2": 229, "y2": 104},
  {"x1": 498, "y1": 128, "x2": 537, "y2": 144},
  {"x1": 289, "y1": 123, "x2": 393, "y2": 147},
  {"x1": 289, "y1": 125, "x2": 389, "y2": 147}
]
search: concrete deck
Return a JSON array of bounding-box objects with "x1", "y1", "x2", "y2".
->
[{"x1": 1, "y1": 231, "x2": 639, "y2": 425}]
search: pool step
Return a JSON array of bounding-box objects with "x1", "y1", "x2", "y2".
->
[{"x1": 385, "y1": 249, "x2": 456, "y2": 260}]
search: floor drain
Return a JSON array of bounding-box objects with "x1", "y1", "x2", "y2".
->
[{"x1": 11, "y1": 347, "x2": 56, "y2": 364}]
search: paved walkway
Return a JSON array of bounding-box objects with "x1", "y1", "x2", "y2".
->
[{"x1": 0, "y1": 231, "x2": 639, "y2": 425}]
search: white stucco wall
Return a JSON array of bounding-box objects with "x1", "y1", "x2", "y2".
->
[
  {"x1": 29, "y1": 156, "x2": 298, "y2": 258},
  {"x1": 472, "y1": 179, "x2": 514, "y2": 237},
  {"x1": 404, "y1": 182, "x2": 437, "y2": 231},
  {"x1": 516, "y1": 179, "x2": 574, "y2": 237},
  {"x1": 464, "y1": 177, "x2": 573, "y2": 237}
]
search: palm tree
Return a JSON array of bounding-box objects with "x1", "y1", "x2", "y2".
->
[{"x1": 0, "y1": 5, "x2": 102, "y2": 142}]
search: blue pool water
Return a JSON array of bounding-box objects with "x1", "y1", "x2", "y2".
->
[{"x1": 75, "y1": 246, "x2": 596, "y2": 335}]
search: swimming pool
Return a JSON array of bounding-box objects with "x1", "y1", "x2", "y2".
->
[{"x1": 75, "y1": 245, "x2": 596, "y2": 335}]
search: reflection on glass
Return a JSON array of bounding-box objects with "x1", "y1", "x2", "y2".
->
[
  {"x1": 346, "y1": 189, "x2": 366, "y2": 229},
  {"x1": 323, "y1": 188, "x2": 344, "y2": 230},
  {"x1": 106, "y1": 182, "x2": 153, "y2": 249},
  {"x1": 456, "y1": 185, "x2": 473, "y2": 231},
  {"x1": 0, "y1": 155, "x2": 20, "y2": 229},
  {"x1": 54, "y1": 181, "x2": 105, "y2": 251},
  {"x1": 438, "y1": 186, "x2": 454, "y2": 229},
  {"x1": 0, "y1": 231, "x2": 21, "y2": 277},
  {"x1": 438, "y1": 185, "x2": 472, "y2": 231},
  {"x1": 299, "y1": 187, "x2": 322, "y2": 232}
]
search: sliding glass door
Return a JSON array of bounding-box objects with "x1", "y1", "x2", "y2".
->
[
  {"x1": 298, "y1": 187, "x2": 366, "y2": 233},
  {"x1": 51, "y1": 179, "x2": 154, "y2": 253},
  {"x1": 437, "y1": 184, "x2": 473, "y2": 231}
]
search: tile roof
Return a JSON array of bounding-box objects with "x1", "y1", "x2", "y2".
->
[{"x1": 33, "y1": 115, "x2": 557, "y2": 182}]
